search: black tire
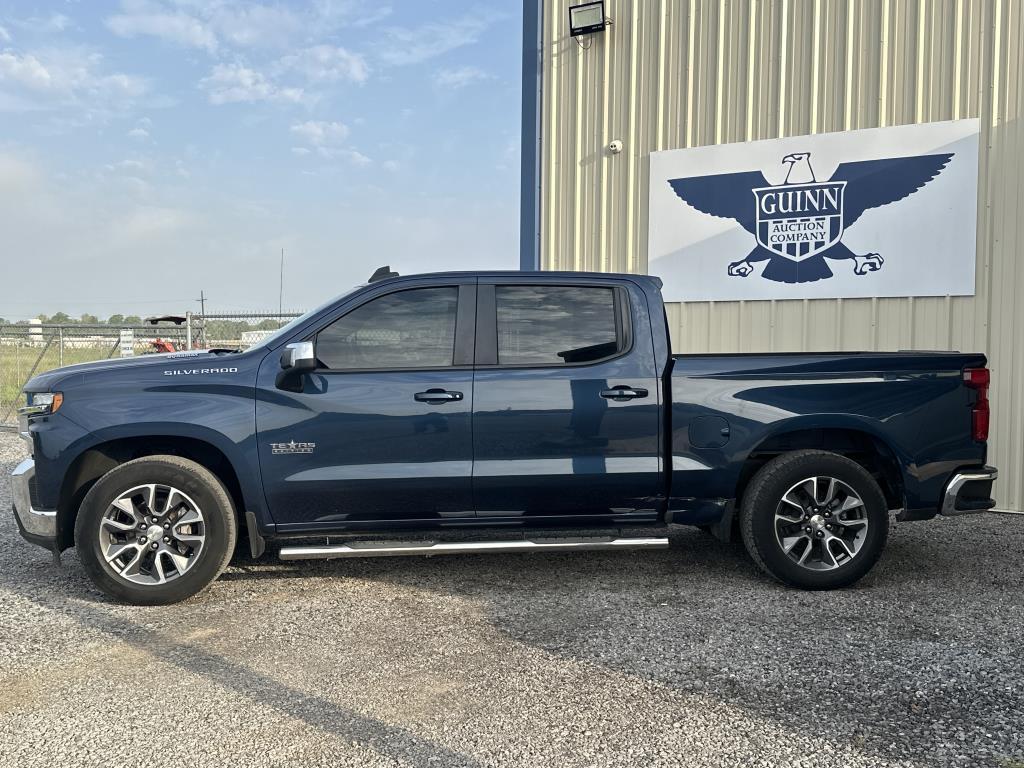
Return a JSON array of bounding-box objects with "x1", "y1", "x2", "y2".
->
[
  {"x1": 739, "y1": 450, "x2": 889, "y2": 589},
  {"x1": 75, "y1": 455, "x2": 237, "y2": 605}
]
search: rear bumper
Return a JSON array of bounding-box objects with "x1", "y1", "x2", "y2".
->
[
  {"x1": 940, "y1": 466, "x2": 998, "y2": 516},
  {"x1": 10, "y1": 457, "x2": 58, "y2": 548}
]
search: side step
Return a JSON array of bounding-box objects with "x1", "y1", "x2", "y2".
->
[{"x1": 278, "y1": 536, "x2": 669, "y2": 561}]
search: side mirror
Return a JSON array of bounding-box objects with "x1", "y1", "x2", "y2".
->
[
  {"x1": 280, "y1": 341, "x2": 317, "y2": 372},
  {"x1": 276, "y1": 341, "x2": 316, "y2": 391}
]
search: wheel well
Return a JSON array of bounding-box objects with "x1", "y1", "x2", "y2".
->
[
  {"x1": 57, "y1": 436, "x2": 245, "y2": 550},
  {"x1": 735, "y1": 428, "x2": 904, "y2": 510}
]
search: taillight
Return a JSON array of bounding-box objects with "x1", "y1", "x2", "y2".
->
[{"x1": 963, "y1": 367, "x2": 990, "y2": 442}]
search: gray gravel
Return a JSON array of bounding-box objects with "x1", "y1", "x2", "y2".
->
[{"x1": 0, "y1": 432, "x2": 1022, "y2": 768}]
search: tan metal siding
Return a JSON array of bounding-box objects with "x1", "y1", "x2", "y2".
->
[{"x1": 538, "y1": 0, "x2": 1024, "y2": 511}]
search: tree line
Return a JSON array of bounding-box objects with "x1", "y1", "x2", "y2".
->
[
  {"x1": 0, "y1": 313, "x2": 287, "y2": 329},
  {"x1": 0, "y1": 313, "x2": 146, "y2": 326}
]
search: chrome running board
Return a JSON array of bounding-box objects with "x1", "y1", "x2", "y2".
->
[{"x1": 278, "y1": 536, "x2": 669, "y2": 561}]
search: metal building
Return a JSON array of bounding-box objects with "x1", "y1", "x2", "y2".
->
[{"x1": 521, "y1": 0, "x2": 1024, "y2": 512}]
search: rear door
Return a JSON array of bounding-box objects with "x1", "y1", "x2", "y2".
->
[
  {"x1": 256, "y1": 279, "x2": 476, "y2": 530},
  {"x1": 471, "y1": 278, "x2": 662, "y2": 522}
]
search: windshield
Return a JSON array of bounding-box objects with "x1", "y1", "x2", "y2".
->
[{"x1": 256, "y1": 285, "x2": 363, "y2": 348}]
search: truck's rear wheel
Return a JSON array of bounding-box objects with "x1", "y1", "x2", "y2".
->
[
  {"x1": 76, "y1": 456, "x2": 237, "y2": 605},
  {"x1": 739, "y1": 450, "x2": 888, "y2": 589}
]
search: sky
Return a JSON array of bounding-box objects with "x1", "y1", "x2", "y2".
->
[{"x1": 0, "y1": 0, "x2": 522, "y2": 320}]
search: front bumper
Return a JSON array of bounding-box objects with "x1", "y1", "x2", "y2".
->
[
  {"x1": 11, "y1": 457, "x2": 57, "y2": 544},
  {"x1": 940, "y1": 466, "x2": 998, "y2": 516}
]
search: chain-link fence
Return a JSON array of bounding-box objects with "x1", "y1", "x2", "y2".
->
[
  {"x1": 0, "y1": 311, "x2": 302, "y2": 427},
  {"x1": 190, "y1": 312, "x2": 301, "y2": 350}
]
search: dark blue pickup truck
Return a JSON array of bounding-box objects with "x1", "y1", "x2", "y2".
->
[{"x1": 12, "y1": 270, "x2": 997, "y2": 604}]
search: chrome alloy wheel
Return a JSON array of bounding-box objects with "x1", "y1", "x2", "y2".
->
[
  {"x1": 774, "y1": 476, "x2": 869, "y2": 571},
  {"x1": 97, "y1": 484, "x2": 206, "y2": 586}
]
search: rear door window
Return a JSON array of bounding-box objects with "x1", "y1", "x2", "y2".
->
[{"x1": 495, "y1": 285, "x2": 622, "y2": 365}]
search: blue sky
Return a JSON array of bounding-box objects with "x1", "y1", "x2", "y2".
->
[{"x1": 0, "y1": 1, "x2": 521, "y2": 319}]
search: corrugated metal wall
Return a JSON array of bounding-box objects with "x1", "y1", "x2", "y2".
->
[{"x1": 536, "y1": 0, "x2": 1024, "y2": 512}]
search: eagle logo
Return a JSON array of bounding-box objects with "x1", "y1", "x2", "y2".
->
[{"x1": 667, "y1": 151, "x2": 953, "y2": 283}]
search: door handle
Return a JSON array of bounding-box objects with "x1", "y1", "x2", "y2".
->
[
  {"x1": 600, "y1": 386, "x2": 648, "y2": 401},
  {"x1": 414, "y1": 389, "x2": 463, "y2": 403}
]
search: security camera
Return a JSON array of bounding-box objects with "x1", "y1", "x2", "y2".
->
[{"x1": 608, "y1": 139, "x2": 623, "y2": 154}]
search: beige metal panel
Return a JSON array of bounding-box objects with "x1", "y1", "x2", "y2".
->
[{"x1": 537, "y1": 0, "x2": 1024, "y2": 511}]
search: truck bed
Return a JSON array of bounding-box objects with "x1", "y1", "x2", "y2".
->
[{"x1": 666, "y1": 350, "x2": 987, "y2": 520}]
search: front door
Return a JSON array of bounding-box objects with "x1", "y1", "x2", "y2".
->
[{"x1": 256, "y1": 281, "x2": 476, "y2": 531}]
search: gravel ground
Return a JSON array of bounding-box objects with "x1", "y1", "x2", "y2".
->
[{"x1": 1, "y1": 432, "x2": 1022, "y2": 768}]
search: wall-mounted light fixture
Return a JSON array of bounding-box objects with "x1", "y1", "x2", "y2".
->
[{"x1": 569, "y1": 1, "x2": 607, "y2": 37}]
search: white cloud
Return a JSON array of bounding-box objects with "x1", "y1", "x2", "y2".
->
[
  {"x1": 212, "y1": 5, "x2": 302, "y2": 49},
  {"x1": 104, "y1": 2, "x2": 378, "y2": 98},
  {"x1": 308, "y1": 1, "x2": 393, "y2": 29},
  {"x1": 105, "y1": 2, "x2": 308, "y2": 53},
  {"x1": 343, "y1": 149, "x2": 371, "y2": 166},
  {"x1": 376, "y1": 12, "x2": 503, "y2": 66},
  {"x1": 115, "y1": 159, "x2": 148, "y2": 173},
  {"x1": 5, "y1": 12, "x2": 73, "y2": 35},
  {"x1": 279, "y1": 45, "x2": 369, "y2": 84},
  {"x1": 96, "y1": 73, "x2": 146, "y2": 99},
  {"x1": 382, "y1": 159, "x2": 399, "y2": 172},
  {"x1": 29, "y1": 13, "x2": 73, "y2": 32},
  {"x1": 290, "y1": 120, "x2": 371, "y2": 166},
  {"x1": 434, "y1": 66, "x2": 491, "y2": 89},
  {"x1": 350, "y1": 5, "x2": 394, "y2": 28},
  {"x1": 290, "y1": 120, "x2": 349, "y2": 146},
  {"x1": 200, "y1": 63, "x2": 304, "y2": 105},
  {"x1": 0, "y1": 48, "x2": 147, "y2": 112},
  {"x1": 126, "y1": 116, "x2": 152, "y2": 140},
  {"x1": 106, "y1": 4, "x2": 218, "y2": 53},
  {"x1": 0, "y1": 25, "x2": 10, "y2": 43},
  {"x1": 47, "y1": 14, "x2": 72, "y2": 32},
  {"x1": 0, "y1": 51, "x2": 52, "y2": 90}
]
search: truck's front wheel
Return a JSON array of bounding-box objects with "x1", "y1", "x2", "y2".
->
[
  {"x1": 739, "y1": 450, "x2": 889, "y2": 589},
  {"x1": 75, "y1": 456, "x2": 237, "y2": 605}
]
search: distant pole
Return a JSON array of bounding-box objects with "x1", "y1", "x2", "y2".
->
[
  {"x1": 278, "y1": 248, "x2": 285, "y2": 321},
  {"x1": 196, "y1": 290, "x2": 206, "y2": 349}
]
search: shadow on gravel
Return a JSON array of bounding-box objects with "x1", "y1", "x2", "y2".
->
[
  {"x1": 4, "y1": 579, "x2": 485, "y2": 767},
  {"x1": 5, "y1": 517, "x2": 1023, "y2": 768},
  {"x1": 216, "y1": 522, "x2": 1024, "y2": 768}
]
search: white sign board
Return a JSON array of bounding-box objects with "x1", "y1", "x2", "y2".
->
[
  {"x1": 648, "y1": 119, "x2": 980, "y2": 302},
  {"x1": 119, "y1": 329, "x2": 134, "y2": 358}
]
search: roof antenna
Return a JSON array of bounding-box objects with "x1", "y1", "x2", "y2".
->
[{"x1": 369, "y1": 265, "x2": 399, "y2": 283}]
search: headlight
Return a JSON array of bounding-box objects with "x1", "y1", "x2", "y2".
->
[{"x1": 18, "y1": 391, "x2": 64, "y2": 417}]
